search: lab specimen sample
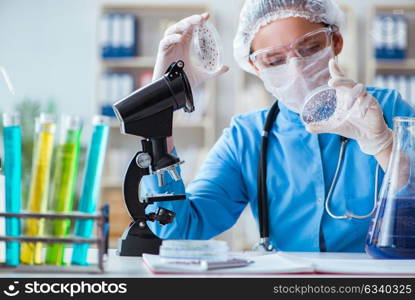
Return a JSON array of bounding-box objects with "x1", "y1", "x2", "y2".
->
[{"x1": 45, "y1": 116, "x2": 82, "y2": 265}]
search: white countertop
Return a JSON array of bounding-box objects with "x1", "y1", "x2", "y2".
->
[{"x1": 1, "y1": 249, "x2": 413, "y2": 278}]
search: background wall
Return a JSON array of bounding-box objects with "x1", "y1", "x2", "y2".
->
[{"x1": 0, "y1": 0, "x2": 98, "y2": 122}]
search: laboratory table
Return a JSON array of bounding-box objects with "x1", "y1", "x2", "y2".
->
[{"x1": 0, "y1": 249, "x2": 414, "y2": 278}]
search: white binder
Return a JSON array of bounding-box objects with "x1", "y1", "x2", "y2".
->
[
  {"x1": 122, "y1": 14, "x2": 136, "y2": 56},
  {"x1": 410, "y1": 76, "x2": 415, "y2": 107},
  {"x1": 112, "y1": 14, "x2": 123, "y2": 56},
  {"x1": 100, "y1": 14, "x2": 111, "y2": 56}
]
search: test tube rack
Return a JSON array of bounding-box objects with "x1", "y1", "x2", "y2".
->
[{"x1": 0, "y1": 205, "x2": 109, "y2": 274}]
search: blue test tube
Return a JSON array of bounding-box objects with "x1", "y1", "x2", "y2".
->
[
  {"x1": 2, "y1": 113, "x2": 22, "y2": 266},
  {"x1": 71, "y1": 116, "x2": 109, "y2": 265}
]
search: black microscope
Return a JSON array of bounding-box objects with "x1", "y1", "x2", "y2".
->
[{"x1": 113, "y1": 61, "x2": 194, "y2": 257}]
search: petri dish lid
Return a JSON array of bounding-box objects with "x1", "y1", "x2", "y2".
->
[
  {"x1": 159, "y1": 249, "x2": 229, "y2": 261},
  {"x1": 301, "y1": 86, "x2": 337, "y2": 125},
  {"x1": 159, "y1": 240, "x2": 229, "y2": 261},
  {"x1": 190, "y1": 21, "x2": 224, "y2": 74},
  {"x1": 161, "y1": 239, "x2": 228, "y2": 251}
]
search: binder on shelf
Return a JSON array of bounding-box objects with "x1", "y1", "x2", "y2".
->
[
  {"x1": 112, "y1": 14, "x2": 122, "y2": 58},
  {"x1": 397, "y1": 75, "x2": 408, "y2": 102},
  {"x1": 374, "y1": 14, "x2": 408, "y2": 60},
  {"x1": 384, "y1": 15, "x2": 395, "y2": 57},
  {"x1": 410, "y1": 76, "x2": 415, "y2": 107},
  {"x1": 100, "y1": 72, "x2": 135, "y2": 117},
  {"x1": 386, "y1": 74, "x2": 395, "y2": 90},
  {"x1": 373, "y1": 15, "x2": 384, "y2": 60},
  {"x1": 121, "y1": 14, "x2": 137, "y2": 57},
  {"x1": 100, "y1": 13, "x2": 138, "y2": 59},
  {"x1": 373, "y1": 74, "x2": 385, "y2": 89},
  {"x1": 100, "y1": 14, "x2": 112, "y2": 58},
  {"x1": 396, "y1": 15, "x2": 408, "y2": 60},
  {"x1": 374, "y1": 74, "x2": 415, "y2": 106},
  {"x1": 99, "y1": 73, "x2": 113, "y2": 117}
]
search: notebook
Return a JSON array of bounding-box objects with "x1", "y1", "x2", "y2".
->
[
  {"x1": 143, "y1": 252, "x2": 415, "y2": 275},
  {"x1": 143, "y1": 253, "x2": 314, "y2": 275}
]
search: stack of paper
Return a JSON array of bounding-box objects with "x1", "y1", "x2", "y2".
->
[
  {"x1": 143, "y1": 252, "x2": 415, "y2": 275},
  {"x1": 143, "y1": 253, "x2": 314, "y2": 275}
]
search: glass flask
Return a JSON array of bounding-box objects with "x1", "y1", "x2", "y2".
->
[{"x1": 366, "y1": 117, "x2": 415, "y2": 259}]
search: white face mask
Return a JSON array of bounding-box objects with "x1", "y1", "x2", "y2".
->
[{"x1": 259, "y1": 47, "x2": 334, "y2": 113}]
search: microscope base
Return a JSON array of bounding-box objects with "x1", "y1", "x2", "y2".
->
[{"x1": 116, "y1": 222, "x2": 162, "y2": 257}]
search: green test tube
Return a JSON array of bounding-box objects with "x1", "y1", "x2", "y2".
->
[
  {"x1": 45, "y1": 116, "x2": 82, "y2": 265},
  {"x1": 21, "y1": 113, "x2": 55, "y2": 265},
  {"x1": 2, "y1": 113, "x2": 22, "y2": 266}
]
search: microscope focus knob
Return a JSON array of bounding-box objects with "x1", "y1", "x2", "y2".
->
[{"x1": 136, "y1": 152, "x2": 152, "y2": 169}]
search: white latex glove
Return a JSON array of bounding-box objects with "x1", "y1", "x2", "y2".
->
[
  {"x1": 152, "y1": 13, "x2": 229, "y2": 87},
  {"x1": 306, "y1": 59, "x2": 393, "y2": 156}
]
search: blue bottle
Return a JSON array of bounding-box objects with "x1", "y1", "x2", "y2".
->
[
  {"x1": 71, "y1": 116, "x2": 109, "y2": 265},
  {"x1": 2, "y1": 113, "x2": 22, "y2": 266}
]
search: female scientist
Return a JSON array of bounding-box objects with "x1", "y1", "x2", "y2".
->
[{"x1": 142, "y1": 0, "x2": 414, "y2": 252}]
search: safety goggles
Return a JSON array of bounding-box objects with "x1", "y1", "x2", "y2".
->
[{"x1": 249, "y1": 26, "x2": 336, "y2": 71}]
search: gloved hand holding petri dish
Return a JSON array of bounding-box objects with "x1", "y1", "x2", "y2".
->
[
  {"x1": 304, "y1": 59, "x2": 393, "y2": 156},
  {"x1": 189, "y1": 20, "x2": 224, "y2": 75},
  {"x1": 300, "y1": 85, "x2": 348, "y2": 130},
  {"x1": 152, "y1": 13, "x2": 228, "y2": 89},
  {"x1": 300, "y1": 60, "x2": 361, "y2": 131}
]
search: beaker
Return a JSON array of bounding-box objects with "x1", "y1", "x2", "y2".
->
[{"x1": 366, "y1": 117, "x2": 415, "y2": 259}]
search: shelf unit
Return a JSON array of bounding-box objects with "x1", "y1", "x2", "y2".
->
[
  {"x1": 337, "y1": 5, "x2": 359, "y2": 82},
  {"x1": 95, "y1": 4, "x2": 218, "y2": 246},
  {"x1": 365, "y1": 5, "x2": 415, "y2": 85},
  {"x1": 102, "y1": 56, "x2": 156, "y2": 69}
]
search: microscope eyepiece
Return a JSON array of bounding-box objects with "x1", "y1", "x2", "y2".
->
[{"x1": 112, "y1": 61, "x2": 194, "y2": 138}]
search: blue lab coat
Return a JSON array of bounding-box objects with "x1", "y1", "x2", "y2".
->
[{"x1": 141, "y1": 87, "x2": 415, "y2": 252}]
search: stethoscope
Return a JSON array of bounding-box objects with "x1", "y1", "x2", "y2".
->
[{"x1": 255, "y1": 100, "x2": 379, "y2": 252}]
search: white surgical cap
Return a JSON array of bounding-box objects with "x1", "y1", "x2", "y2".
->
[{"x1": 233, "y1": 0, "x2": 345, "y2": 74}]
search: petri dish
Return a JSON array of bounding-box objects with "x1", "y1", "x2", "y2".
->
[
  {"x1": 190, "y1": 21, "x2": 224, "y2": 74},
  {"x1": 301, "y1": 86, "x2": 342, "y2": 129},
  {"x1": 159, "y1": 240, "x2": 229, "y2": 261},
  {"x1": 161, "y1": 240, "x2": 228, "y2": 251}
]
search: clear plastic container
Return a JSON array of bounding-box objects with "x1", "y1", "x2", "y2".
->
[
  {"x1": 159, "y1": 240, "x2": 229, "y2": 261},
  {"x1": 190, "y1": 21, "x2": 224, "y2": 74}
]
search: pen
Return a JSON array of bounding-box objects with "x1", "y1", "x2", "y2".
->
[{"x1": 165, "y1": 258, "x2": 254, "y2": 271}]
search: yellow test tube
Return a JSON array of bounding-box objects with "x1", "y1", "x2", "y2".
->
[{"x1": 21, "y1": 114, "x2": 55, "y2": 265}]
